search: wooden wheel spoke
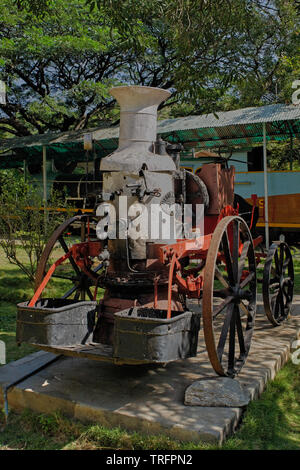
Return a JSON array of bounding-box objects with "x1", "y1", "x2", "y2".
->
[
  {"x1": 263, "y1": 242, "x2": 294, "y2": 326},
  {"x1": 274, "y1": 293, "x2": 282, "y2": 318},
  {"x1": 274, "y1": 250, "x2": 281, "y2": 276},
  {"x1": 235, "y1": 306, "x2": 246, "y2": 357},
  {"x1": 213, "y1": 296, "x2": 234, "y2": 319},
  {"x1": 270, "y1": 292, "x2": 278, "y2": 305},
  {"x1": 239, "y1": 300, "x2": 249, "y2": 318},
  {"x1": 281, "y1": 277, "x2": 291, "y2": 292},
  {"x1": 52, "y1": 274, "x2": 77, "y2": 281},
  {"x1": 215, "y1": 266, "x2": 229, "y2": 288},
  {"x1": 59, "y1": 236, "x2": 81, "y2": 276},
  {"x1": 61, "y1": 284, "x2": 78, "y2": 299},
  {"x1": 279, "y1": 244, "x2": 284, "y2": 271},
  {"x1": 217, "y1": 303, "x2": 234, "y2": 362},
  {"x1": 93, "y1": 262, "x2": 104, "y2": 274},
  {"x1": 58, "y1": 236, "x2": 70, "y2": 254},
  {"x1": 281, "y1": 280, "x2": 293, "y2": 304},
  {"x1": 228, "y1": 306, "x2": 237, "y2": 374},
  {"x1": 282, "y1": 289, "x2": 292, "y2": 305},
  {"x1": 74, "y1": 290, "x2": 81, "y2": 301},
  {"x1": 222, "y1": 231, "x2": 234, "y2": 285},
  {"x1": 203, "y1": 216, "x2": 256, "y2": 377},
  {"x1": 269, "y1": 276, "x2": 279, "y2": 285},
  {"x1": 274, "y1": 291, "x2": 284, "y2": 319},
  {"x1": 238, "y1": 240, "x2": 250, "y2": 283},
  {"x1": 240, "y1": 271, "x2": 255, "y2": 289},
  {"x1": 86, "y1": 287, "x2": 94, "y2": 301},
  {"x1": 35, "y1": 214, "x2": 101, "y2": 303},
  {"x1": 232, "y1": 220, "x2": 240, "y2": 283},
  {"x1": 282, "y1": 256, "x2": 291, "y2": 275}
]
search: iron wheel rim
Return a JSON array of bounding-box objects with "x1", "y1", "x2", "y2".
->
[
  {"x1": 202, "y1": 216, "x2": 257, "y2": 377},
  {"x1": 263, "y1": 241, "x2": 294, "y2": 326},
  {"x1": 35, "y1": 214, "x2": 102, "y2": 301}
]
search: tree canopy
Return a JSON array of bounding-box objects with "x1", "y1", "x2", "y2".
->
[{"x1": 0, "y1": 0, "x2": 299, "y2": 137}]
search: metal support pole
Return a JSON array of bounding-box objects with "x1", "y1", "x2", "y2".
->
[
  {"x1": 42, "y1": 145, "x2": 47, "y2": 231},
  {"x1": 263, "y1": 123, "x2": 269, "y2": 250},
  {"x1": 93, "y1": 140, "x2": 96, "y2": 193}
]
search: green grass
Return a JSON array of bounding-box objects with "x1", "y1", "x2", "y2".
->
[
  {"x1": 0, "y1": 409, "x2": 203, "y2": 450},
  {"x1": 0, "y1": 248, "x2": 38, "y2": 362},
  {"x1": 223, "y1": 361, "x2": 300, "y2": 450},
  {"x1": 0, "y1": 246, "x2": 300, "y2": 450},
  {"x1": 0, "y1": 360, "x2": 299, "y2": 450}
]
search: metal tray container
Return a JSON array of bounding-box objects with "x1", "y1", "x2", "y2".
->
[
  {"x1": 16, "y1": 299, "x2": 97, "y2": 346},
  {"x1": 113, "y1": 307, "x2": 201, "y2": 364}
]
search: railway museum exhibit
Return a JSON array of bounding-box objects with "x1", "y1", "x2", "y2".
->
[
  {"x1": 3, "y1": 84, "x2": 295, "y2": 376},
  {"x1": 0, "y1": 81, "x2": 300, "y2": 447},
  {"x1": 0, "y1": 1, "x2": 300, "y2": 448}
]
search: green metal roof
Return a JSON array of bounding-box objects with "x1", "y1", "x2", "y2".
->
[
  {"x1": 0, "y1": 102, "x2": 300, "y2": 168},
  {"x1": 157, "y1": 102, "x2": 300, "y2": 148}
]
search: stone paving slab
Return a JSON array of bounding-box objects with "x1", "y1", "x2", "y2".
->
[{"x1": 0, "y1": 296, "x2": 299, "y2": 444}]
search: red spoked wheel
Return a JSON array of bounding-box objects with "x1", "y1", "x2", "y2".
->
[
  {"x1": 202, "y1": 216, "x2": 257, "y2": 377},
  {"x1": 35, "y1": 214, "x2": 103, "y2": 301}
]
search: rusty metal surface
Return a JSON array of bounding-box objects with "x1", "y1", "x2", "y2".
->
[
  {"x1": 16, "y1": 299, "x2": 97, "y2": 346},
  {"x1": 197, "y1": 163, "x2": 235, "y2": 215},
  {"x1": 20, "y1": 86, "x2": 294, "y2": 379},
  {"x1": 113, "y1": 308, "x2": 200, "y2": 364},
  {"x1": 35, "y1": 214, "x2": 102, "y2": 301},
  {"x1": 35, "y1": 215, "x2": 83, "y2": 290},
  {"x1": 202, "y1": 216, "x2": 257, "y2": 377}
]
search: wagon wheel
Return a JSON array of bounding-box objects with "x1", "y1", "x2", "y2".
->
[
  {"x1": 263, "y1": 241, "x2": 294, "y2": 326},
  {"x1": 35, "y1": 214, "x2": 102, "y2": 301},
  {"x1": 202, "y1": 216, "x2": 257, "y2": 377}
]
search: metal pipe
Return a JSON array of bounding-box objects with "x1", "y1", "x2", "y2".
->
[
  {"x1": 263, "y1": 122, "x2": 269, "y2": 250},
  {"x1": 109, "y1": 86, "x2": 171, "y2": 152}
]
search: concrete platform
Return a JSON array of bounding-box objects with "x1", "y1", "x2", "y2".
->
[{"x1": 0, "y1": 296, "x2": 299, "y2": 444}]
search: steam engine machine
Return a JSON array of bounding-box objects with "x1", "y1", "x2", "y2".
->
[{"x1": 16, "y1": 86, "x2": 294, "y2": 377}]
